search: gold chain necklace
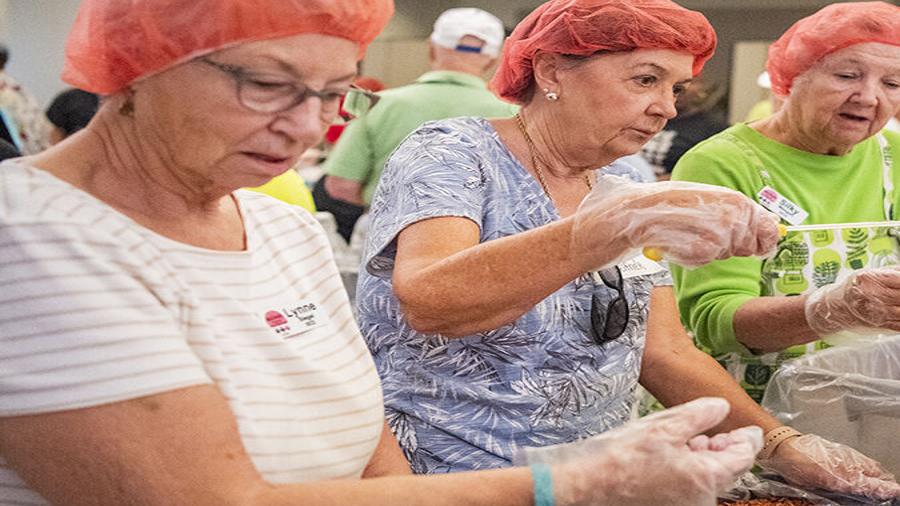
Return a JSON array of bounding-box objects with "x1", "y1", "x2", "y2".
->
[{"x1": 514, "y1": 112, "x2": 592, "y2": 205}]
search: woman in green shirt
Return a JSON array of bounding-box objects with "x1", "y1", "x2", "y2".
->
[{"x1": 671, "y1": 2, "x2": 900, "y2": 402}]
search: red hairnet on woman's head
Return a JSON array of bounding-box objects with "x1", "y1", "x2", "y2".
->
[
  {"x1": 62, "y1": 0, "x2": 394, "y2": 95},
  {"x1": 766, "y1": 2, "x2": 900, "y2": 97},
  {"x1": 490, "y1": 0, "x2": 717, "y2": 104}
]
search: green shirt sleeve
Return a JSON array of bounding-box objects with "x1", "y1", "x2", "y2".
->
[
  {"x1": 323, "y1": 114, "x2": 375, "y2": 183},
  {"x1": 669, "y1": 133, "x2": 767, "y2": 355}
]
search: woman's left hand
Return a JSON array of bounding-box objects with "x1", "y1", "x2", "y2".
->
[{"x1": 760, "y1": 434, "x2": 900, "y2": 500}]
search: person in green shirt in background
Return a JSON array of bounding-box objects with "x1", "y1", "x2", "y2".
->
[
  {"x1": 671, "y1": 1, "x2": 900, "y2": 402},
  {"x1": 744, "y1": 71, "x2": 783, "y2": 123},
  {"x1": 315, "y1": 7, "x2": 518, "y2": 241}
]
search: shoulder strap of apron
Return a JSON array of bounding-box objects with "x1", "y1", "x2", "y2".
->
[{"x1": 877, "y1": 133, "x2": 894, "y2": 220}]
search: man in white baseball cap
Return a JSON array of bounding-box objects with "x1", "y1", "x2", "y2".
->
[
  {"x1": 319, "y1": 7, "x2": 515, "y2": 238},
  {"x1": 430, "y1": 7, "x2": 505, "y2": 58}
]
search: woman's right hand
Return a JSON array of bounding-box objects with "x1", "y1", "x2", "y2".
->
[
  {"x1": 804, "y1": 266, "x2": 900, "y2": 336},
  {"x1": 573, "y1": 175, "x2": 781, "y2": 270},
  {"x1": 524, "y1": 398, "x2": 763, "y2": 506}
]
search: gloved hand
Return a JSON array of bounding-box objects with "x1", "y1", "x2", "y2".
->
[
  {"x1": 521, "y1": 398, "x2": 763, "y2": 506},
  {"x1": 760, "y1": 434, "x2": 900, "y2": 500},
  {"x1": 804, "y1": 267, "x2": 900, "y2": 336},
  {"x1": 571, "y1": 175, "x2": 781, "y2": 270}
]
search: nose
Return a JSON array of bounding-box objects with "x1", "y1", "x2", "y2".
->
[
  {"x1": 270, "y1": 96, "x2": 330, "y2": 148},
  {"x1": 648, "y1": 89, "x2": 679, "y2": 120},
  {"x1": 851, "y1": 76, "x2": 880, "y2": 108}
]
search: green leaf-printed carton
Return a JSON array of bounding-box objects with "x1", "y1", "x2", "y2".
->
[{"x1": 843, "y1": 227, "x2": 869, "y2": 269}]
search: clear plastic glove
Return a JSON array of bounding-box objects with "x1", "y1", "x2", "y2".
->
[
  {"x1": 759, "y1": 434, "x2": 900, "y2": 500},
  {"x1": 572, "y1": 175, "x2": 781, "y2": 270},
  {"x1": 520, "y1": 398, "x2": 763, "y2": 506},
  {"x1": 804, "y1": 267, "x2": 900, "y2": 337}
]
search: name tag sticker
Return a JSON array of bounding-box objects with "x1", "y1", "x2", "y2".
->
[
  {"x1": 263, "y1": 300, "x2": 328, "y2": 339},
  {"x1": 757, "y1": 186, "x2": 808, "y2": 226},
  {"x1": 619, "y1": 255, "x2": 667, "y2": 279}
]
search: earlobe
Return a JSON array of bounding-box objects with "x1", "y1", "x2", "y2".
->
[{"x1": 532, "y1": 52, "x2": 562, "y2": 101}]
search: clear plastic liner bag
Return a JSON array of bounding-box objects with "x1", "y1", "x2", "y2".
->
[{"x1": 762, "y1": 337, "x2": 900, "y2": 484}]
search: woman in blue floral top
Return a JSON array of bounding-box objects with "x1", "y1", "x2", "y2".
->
[{"x1": 355, "y1": 0, "x2": 900, "y2": 499}]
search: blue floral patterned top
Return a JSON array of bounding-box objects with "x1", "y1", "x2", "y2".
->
[{"x1": 357, "y1": 117, "x2": 668, "y2": 473}]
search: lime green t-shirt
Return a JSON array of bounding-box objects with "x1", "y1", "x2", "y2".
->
[
  {"x1": 670, "y1": 123, "x2": 900, "y2": 355},
  {"x1": 323, "y1": 70, "x2": 518, "y2": 205}
]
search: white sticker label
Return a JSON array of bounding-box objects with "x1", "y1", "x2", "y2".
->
[
  {"x1": 618, "y1": 255, "x2": 667, "y2": 279},
  {"x1": 263, "y1": 300, "x2": 328, "y2": 339},
  {"x1": 757, "y1": 186, "x2": 808, "y2": 226}
]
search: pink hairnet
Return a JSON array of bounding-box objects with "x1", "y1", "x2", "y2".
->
[
  {"x1": 490, "y1": 0, "x2": 717, "y2": 104},
  {"x1": 62, "y1": 0, "x2": 394, "y2": 95},
  {"x1": 766, "y1": 2, "x2": 900, "y2": 97}
]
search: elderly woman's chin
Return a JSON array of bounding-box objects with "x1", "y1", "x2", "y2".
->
[{"x1": 825, "y1": 116, "x2": 881, "y2": 149}]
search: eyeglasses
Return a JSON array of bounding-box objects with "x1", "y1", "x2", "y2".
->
[
  {"x1": 589, "y1": 266, "x2": 630, "y2": 345},
  {"x1": 342, "y1": 84, "x2": 381, "y2": 117},
  {"x1": 199, "y1": 58, "x2": 377, "y2": 116}
]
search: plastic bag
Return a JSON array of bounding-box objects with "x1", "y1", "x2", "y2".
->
[
  {"x1": 762, "y1": 337, "x2": 900, "y2": 480},
  {"x1": 721, "y1": 472, "x2": 900, "y2": 506}
]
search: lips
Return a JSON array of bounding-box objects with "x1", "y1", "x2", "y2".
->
[
  {"x1": 838, "y1": 112, "x2": 872, "y2": 123},
  {"x1": 244, "y1": 152, "x2": 290, "y2": 164},
  {"x1": 629, "y1": 127, "x2": 658, "y2": 137}
]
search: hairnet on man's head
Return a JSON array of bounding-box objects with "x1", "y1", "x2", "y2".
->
[
  {"x1": 62, "y1": 0, "x2": 394, "y2": 95},
  {"x1": 766, "y1": 1, "x2": 900, "y2": 97},
  {"x1": 490, "y1": 0, "x2": 717, "y2": 104}
]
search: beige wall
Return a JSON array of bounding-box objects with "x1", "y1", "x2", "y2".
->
[{"x1": 1, "y1": 0, "x2": 80, "y2": 106}]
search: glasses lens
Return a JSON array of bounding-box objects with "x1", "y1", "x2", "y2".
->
[
  {"x1": 343, "y1": 88, "x2": 375, "y2": 117},
  {"x1": 239, "y1": 79, "x2": 298, "y2": 113},
  {"x1": 602, "y1": 297, "x2": 629, "y2": 339},
  {"x1": 598, "y1": 267, "x2": 623, "y2": 291},
  {"x1": 589, "y1": 267, "x2": 630, "y2": 344}
]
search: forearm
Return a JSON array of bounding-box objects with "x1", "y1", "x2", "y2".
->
[
  {"x1": 395, "y1": 217, "x2": 620, "y2": 336},
  {"x1": 641, "y1": 287, "x2": 781, "y2": 435},
  {"x1": 256, "y1": 468, "x2": 534, "y2": 506},
  {"x1": 732, "y1": 295, "x2": 819, "y2": 352},
  {"x1": 0, "y1": 386, "x2": 535, "y2": 506},
  {"x1": 641, "y1": 347, "x2": 782, "y2": 435}
]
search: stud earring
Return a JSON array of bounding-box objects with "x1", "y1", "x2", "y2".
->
[{"x1": 543, "y1": 88, "x2": 559, "y2": 101}]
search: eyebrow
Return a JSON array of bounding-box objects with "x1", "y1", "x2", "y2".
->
[
  {"x1": 630, "y1": 62, "x2": 694, "y2": 83},
  {"x1": 256, "y1": 55, "x2": 357, "y2": 86},
  {"x1": 827, "y1": 58, "x2": 900, "y2": 76}
]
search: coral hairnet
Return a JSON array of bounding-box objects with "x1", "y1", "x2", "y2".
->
[
  {"x1": 490, "y1": 0, "x2": 717, "y2": 104},
  {"x1": 766, "y1": 2, "x2": 900, "y2": 97},
  {"x1": 62, "y1": 0, "x2": 394, "y2": 95}
]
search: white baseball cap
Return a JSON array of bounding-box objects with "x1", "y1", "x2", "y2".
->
[
  {"x1": 756, "y1": 71, "x2": 771, "y2": 89},
  {"x1": 430, "y1": 8, "x2": 505, "y2": 58}
]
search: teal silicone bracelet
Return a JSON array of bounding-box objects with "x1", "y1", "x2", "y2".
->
[{"x1": 530, "y1": 463, "x2": 555, "y2": 506}]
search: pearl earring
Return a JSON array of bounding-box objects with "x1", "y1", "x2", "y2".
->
[{"x1": 543, "y1": 88, "x2": 559, "y2": 101}]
